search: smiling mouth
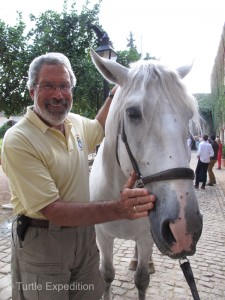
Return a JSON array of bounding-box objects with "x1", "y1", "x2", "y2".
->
[
  {"x1": 48, "y1": 103, "x2": 65, "y2": 107},
  {"x1": 46, "y1": 104, "x2": 67, "y2": 115},
  {"x1": 47, "y1": 102, "x2": 66, "y2": 108}
]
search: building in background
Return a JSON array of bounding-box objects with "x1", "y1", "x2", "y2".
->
[{"x1": 211, "y1": 23, "x2": 225, "y2": 143}]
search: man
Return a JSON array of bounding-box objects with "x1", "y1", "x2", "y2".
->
[
  {"x1": 207, "y1": 134, "x2": 219, "y2": 186},
  {"x1": 187, "y1": 135, "x2": 192, "y2": 162},
  {"x1": 2, "y1": 53, "x2": 155, "y2": 300},
  {"x1": 194, "y1": 134, "x2": 214, "y2": 189}
]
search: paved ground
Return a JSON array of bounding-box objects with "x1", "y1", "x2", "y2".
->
[{"x1": 0, "y1": 151, "x2": 225, "y2": 299}]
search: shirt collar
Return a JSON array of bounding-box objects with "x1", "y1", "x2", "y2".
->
[{"x1": 25, "y1": 106, "x2": 72, "y2": 133}]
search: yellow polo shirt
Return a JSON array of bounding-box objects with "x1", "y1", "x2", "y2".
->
[{"x1": 2, "y1": 106, "x2": 104, "y2": 219}]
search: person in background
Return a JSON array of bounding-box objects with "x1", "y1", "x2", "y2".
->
[
  {"x1": 216, "y1": 137, "x2": 222, "y2": 170},
  {"x1": 1, "y1": 52, "x2": 155, "y2": 300},
  {"x1": 195, "y1": 134, "x2": 214, "y2": 190},
  {"x1": 194, "y1": 136, "x2": 200, "y2": 150},
  {"x1": 187, "y1": 135, "x2": 192, "y2": 162},
  {"x1": 207, "y1": 134, "x2": 219, "y2": 186}
]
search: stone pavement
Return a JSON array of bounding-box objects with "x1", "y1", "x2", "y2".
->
[{"x1": 0, "y1": 152, "x2": 225, "y2": 299}]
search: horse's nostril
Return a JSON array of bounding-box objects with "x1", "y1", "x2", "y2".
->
[{"x1": 162, "y1": 220, "x2": 176, "y2": 245}]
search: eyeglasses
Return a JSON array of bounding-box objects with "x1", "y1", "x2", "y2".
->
[{"x1": 36, "y1": 83, "x2": 73, "y2": 94}]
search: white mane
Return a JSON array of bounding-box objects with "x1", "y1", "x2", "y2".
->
[{"x1": 112, "y1": 60, "x2": 200, "y2": 131}]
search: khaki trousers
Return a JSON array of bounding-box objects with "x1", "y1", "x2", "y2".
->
[
  {"x1": 207, "y1": 159, "x2": 217, "y2": 184},
  {"x1": 11, "y1": 220, "x2": 105, "y2": 300}
]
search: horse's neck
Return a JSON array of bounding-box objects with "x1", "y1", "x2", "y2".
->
[
  {"x1": 102, "y1": 131, "x2": 127, "y2": 187},
  {"x1": 99, "y1": 107, "x2": 128, "y2": 189},
  {"x1": 90, "y1": 141, "x2": 126, "y2": 201},
  {"x1": 102, "y1": 137, "x2": 123, "y2": 177}
]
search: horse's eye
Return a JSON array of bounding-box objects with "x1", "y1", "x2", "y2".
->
[{"x1": 126, "y1": 107, "x2": 142, "y2": 119}]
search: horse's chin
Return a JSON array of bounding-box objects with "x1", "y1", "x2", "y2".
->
[
  {"x1": 149, "y1": 212, "x2": 203, "y2": 259},
  {"x1": 168, "y1": 249, "x2": 196, "y2": 260},
  {"x1": 153, "y1": 236, "x2": 197, "y2": 259}
]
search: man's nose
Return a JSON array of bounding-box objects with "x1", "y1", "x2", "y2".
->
[{"x1": 52, "y1": 86, "x2": 63, "y2": 98}]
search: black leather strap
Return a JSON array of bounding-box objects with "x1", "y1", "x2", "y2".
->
[
  {"x1": 180, "y1": 258, "x2": 201, "y2": 300},
  {"x1": 119, "y1": 122, "x2": 194, "y2": 186},
  {"x1": 142, "y1": 168, "x2": 194, "y2": 184},
  {"x1": 30, "y1": 218, "x2": 49, "y2": 228}
]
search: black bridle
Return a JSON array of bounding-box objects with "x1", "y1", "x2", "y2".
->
[
  {"x1": 117, "y1": 122, "x2": 200, "y2": 300},
  {"x1": 119, "y1": 122, "x2": 194, "y2": 188}
]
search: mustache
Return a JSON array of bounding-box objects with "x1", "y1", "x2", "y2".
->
[{"x1": 45, "y1": 98, "x2": 67, "y2": 106}]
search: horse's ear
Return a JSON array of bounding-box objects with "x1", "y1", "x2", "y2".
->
[
  {"x1": 176, "y1": 61, "x2": 194, "y2": 79},
  {"x1": 90, "y1": 49, "x2": 128, "y2": 85}
]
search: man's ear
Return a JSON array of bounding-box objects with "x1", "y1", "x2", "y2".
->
[{"x1": 29, "y1": 88, "x2": 35, "y2": 100}]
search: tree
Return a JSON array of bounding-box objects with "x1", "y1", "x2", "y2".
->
[
  {"x1": 0, "y1": 2, "x2": 157, "y2": 118},
  {"x1": 0, "y1": 14, "x2": 31, "y2": 117},
  {"x1": 143, "y1": 52, "x2": 157, "y2": 61},
  {"x1": 27, "y1": 0, "x2": 104, "y2": 117},
  {"x1": 195, "y1": 93, "x2": 214, "y2": 134},
  {"x1": 126, "y1": 32, "x2": 136, "y2": 49},
  {"x1": 117, "y1": 32, "x2": 157, "y2": 67},
  {"x1": 117, "y1": 48, "x2": 141, "y2": 67},
  {"x1": 0, "y1": 0, "x2": 104, "y2": 117}
]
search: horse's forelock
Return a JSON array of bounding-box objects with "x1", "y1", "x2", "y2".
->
[
  {"x1": 110, "y1": 60, "x2": 200, "y2": 132},
  {"x1": 130, "y1": 61, "x2": 200, "y2": 127}
]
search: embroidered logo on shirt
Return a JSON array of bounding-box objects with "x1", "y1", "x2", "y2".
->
[{"x1": 76, "y1": 135, "x2": 83, "y2": 150}]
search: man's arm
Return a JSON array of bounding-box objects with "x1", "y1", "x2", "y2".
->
[
  {"x1": 95, "y1": 85, "x2": 118, "y2": 129},
  {"x1": 197, "y1": 143, "x2": 201, "y2": 158},
  {"x1": 41, "y1": 172, "x2": 155, "y2": 226},
  {"x1": 209, "y1": 145, "x2": 214, "y2": 158}
]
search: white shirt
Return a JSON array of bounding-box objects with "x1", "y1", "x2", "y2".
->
[
  {"x1": 197, "y1": 141, "x2": 214, "y2": 163},
  {"x1": 187, "y1": 139, "x2": 192, "y2": 162}
]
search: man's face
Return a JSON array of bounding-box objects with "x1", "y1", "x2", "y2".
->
[{"x1": 30, "y1": 64, "x2": 73, "y2": 126}]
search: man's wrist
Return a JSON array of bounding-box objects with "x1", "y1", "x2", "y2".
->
[{"x1": 108, "y1": 91, "x2": 114, "y2": 99}]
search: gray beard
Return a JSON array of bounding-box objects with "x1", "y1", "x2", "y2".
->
[{"x1": 34, "y1": 101, "x2": 71, "y2": 126}]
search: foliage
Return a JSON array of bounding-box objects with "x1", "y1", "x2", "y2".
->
[
  {"x1": 0, "y1": 0, "x2": 158, "y2": 118},
  {"x1": 196, "y1": 94, "x2": 212, "y2": 110},
  {"x1": 0, "y1": 120, "x2": 17, "y2": 139},
  {"x1": 0, "y1": 0, "x2": 103, "y2": 117},
  {"x1": 210, "y1": 29, "x2": 225, "y2": 135},
  {"x1": 222, "y1": 145, "x2": 225, "y2": 159},
  {"x1": 0, "y1": 138, "x2": 2, "y2": 163},
  {"x1": 27, "y1": 0, "x2": 104, "y2": 115},
  {"x1": 143, "y1": 52, "x2": 157, "y2": 61},
  {"x1": 0, "y1": 121, "x2": 17, "y2": 163},
  {"x1": 0, "y1": 123, "x2": 11, "y2": 139},
  {"x1": 124, "y1": 32, "x2": 157, "y2": 63},
  {"x1": 117, "y1": 48, "x2": 157, "y2": 68},
  {"x1": 194, "y1": 93, "x2": 214, "y2": 132},
  {"x1": 117, "y1": 48, "x2": 141, "y2": 67},
  {"x1": 0, "y1": 14, "x2": 31, "y2": 117}
]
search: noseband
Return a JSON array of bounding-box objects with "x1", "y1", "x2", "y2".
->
[{"x1": 117, "y1": 122, "x2": 194, "y2": 188}]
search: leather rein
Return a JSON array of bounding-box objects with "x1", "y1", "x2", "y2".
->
[{"x1": 117, "y1": 122, "x2": 200, "y2": 300}]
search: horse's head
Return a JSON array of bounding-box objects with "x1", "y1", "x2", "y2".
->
[{"x1": 91, "y1": 49, "x2": 203, "y2": 259}]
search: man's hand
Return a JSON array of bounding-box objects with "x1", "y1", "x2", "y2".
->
[{"x1": 116, "y1": 172, "x2": 156, "y2": 219}]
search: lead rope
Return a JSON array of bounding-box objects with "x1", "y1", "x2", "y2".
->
[{"x1": 179, "y1": 257, "x2": 201, "y2": 300}]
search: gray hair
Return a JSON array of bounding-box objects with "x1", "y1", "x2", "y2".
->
[{"x1": 27, "y1": 52, "x2": 77, "y2": 89}]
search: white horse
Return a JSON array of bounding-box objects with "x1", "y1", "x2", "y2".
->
[{"x1": 89, "y1": 49, "x2": 203, "y2": 300}]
